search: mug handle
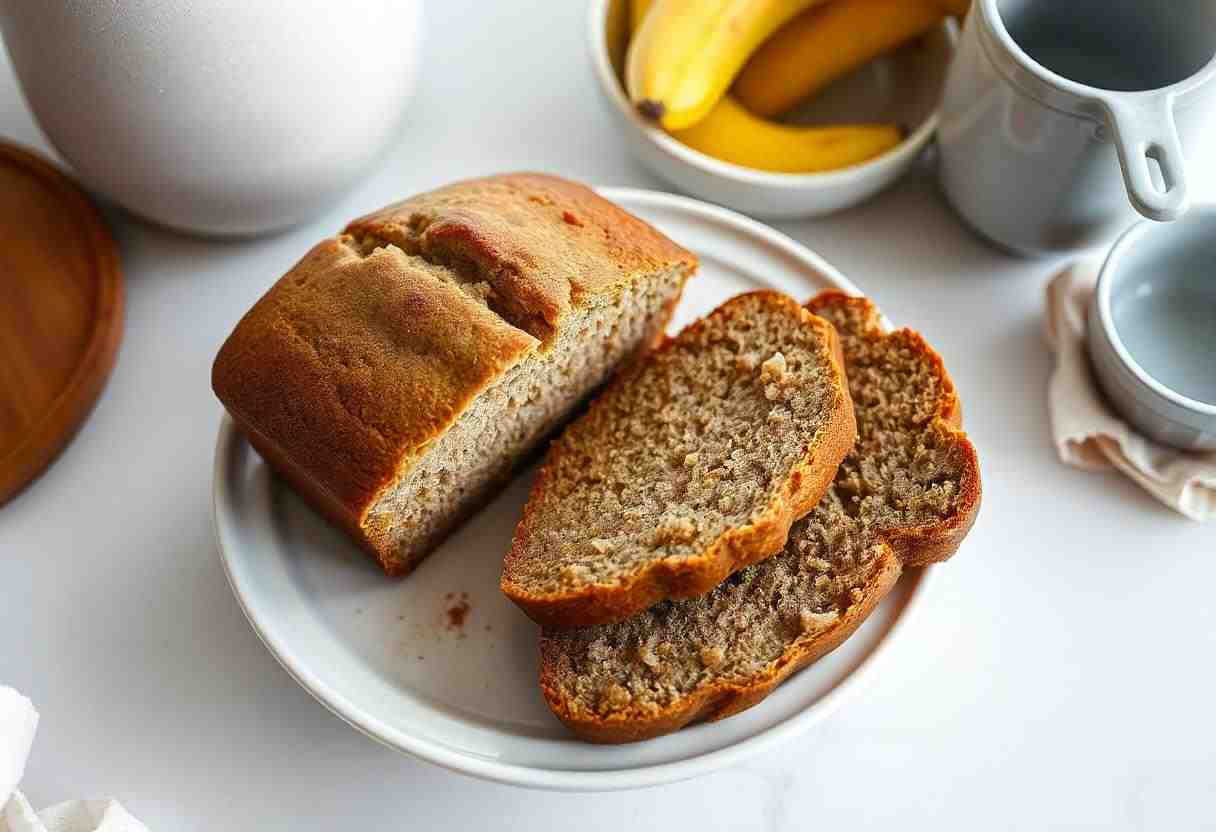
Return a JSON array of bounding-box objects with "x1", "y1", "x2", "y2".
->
[{"x1": 1102, "y1": 96, "x2": 1189, "y2": 222}]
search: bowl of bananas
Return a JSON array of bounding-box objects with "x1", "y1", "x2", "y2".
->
[{"x1": 591, "y1": 0, "x2": 963, "y2": 218}]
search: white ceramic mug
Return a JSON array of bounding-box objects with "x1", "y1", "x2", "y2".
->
[
  {"x1": 937, "y1": 0, "x2": 1216, "y2": 256},
  {"x1": 0, "y1": 0, "x2": 422, "y2": 236}
]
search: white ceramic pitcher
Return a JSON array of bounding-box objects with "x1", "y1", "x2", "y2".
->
[
  {"x1": 0, "y1": 0, "x2": 422, "y2": 236},
  {"x1": 938, "y1": 0, "x2": 1216, "y2": 256}
]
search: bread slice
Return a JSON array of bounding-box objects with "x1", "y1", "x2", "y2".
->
[
  {"x1": 212, "y1": 173, "x2": 696, "y2": 576},
  {"x1": 501, "y1": 291, "x2": 857, "y2": 630},
  {"x1": 537, "y1": 291, "x2": 982, "y2": 743}
]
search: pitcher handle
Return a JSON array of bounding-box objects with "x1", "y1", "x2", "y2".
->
[{"x1": 1103, "y1": 96, "x2": 1189, "y2": 222}]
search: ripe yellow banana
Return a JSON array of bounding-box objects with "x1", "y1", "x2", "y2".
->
[
  {"x1": 629, "y1": 0, "x2": 652, "y2": 35},
  {"x1": 671, "y1": 95, "x2": 902, "y2": 173},
  {"x1": 736, "y1": 0, "x2": 960, "y2": 118},
  {"x1": 626, "y1": 0, "x2": 830, "y2": 130}
]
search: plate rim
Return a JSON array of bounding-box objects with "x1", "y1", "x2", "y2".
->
[{"x1": 212, "y1": 187, "x2": 935, "y2": 790}]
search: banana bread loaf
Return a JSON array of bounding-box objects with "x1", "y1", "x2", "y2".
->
[{"x1": 212, "y1": 173, "x2": 697, "y2": 576}]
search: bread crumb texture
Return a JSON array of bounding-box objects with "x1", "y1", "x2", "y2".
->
[
  {"x1": 214, "y1": 173, "x2": 695, "y2": 577},
  {"x1": 542, "y1": 295, "x2": 972, "y2": 720},
  {"x1": 367, "y1": 268, "x2": 685, "y2": 567},
  {"x1": 504, "y1": 293, "x2": 840, "y2": 596}
]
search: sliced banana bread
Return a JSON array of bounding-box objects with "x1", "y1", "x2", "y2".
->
[
  {"x1": 212, "y1": 173, "x2": 696, "y2": 576},
  {"x1": 538, "y1": 291, "x2": 982, "y2": 743},
  {"x1": 501, "y1": 291, "x2": 857, "y2": 630}
]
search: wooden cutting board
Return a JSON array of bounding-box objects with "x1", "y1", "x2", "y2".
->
[{"x1": 0, "y1": 141, "x2": 123, "y2": 506}]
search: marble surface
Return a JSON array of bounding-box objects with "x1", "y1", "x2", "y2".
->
[{"x1": 2, "y1": 1, "x2": 1214, "y2": 829}]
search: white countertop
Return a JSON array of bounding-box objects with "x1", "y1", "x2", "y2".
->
[{"x1": 2, "y1": 2, "x2": 1213, "y2": 829}]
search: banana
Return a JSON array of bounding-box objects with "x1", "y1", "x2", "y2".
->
[
  {"x1": 735, "y1": 0, "x2": 961, "y2": 118},
  {"x1": 671, "y1": 95, "x2": 903, "y2": 173},
  {"x1": 626, "y1": 0, "x2": 830, "y2": 131},
  {"x1": 629, "y1": 0, "x2": 652, "y2": 35}
]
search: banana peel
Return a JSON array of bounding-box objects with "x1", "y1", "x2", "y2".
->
[
  {"x1": 626, "y1": 0, "x2": 830, "y2": 130},
  {"x1": 671, "y1": 95, "x2": 903, "y2": 173},
  {"x1": 736, "y1": 0, "x2": 962, "y2": 117}
]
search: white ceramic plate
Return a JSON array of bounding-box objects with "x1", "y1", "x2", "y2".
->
[{"x1": 213, "y1": 189, "x2": 934, "y2": 791}]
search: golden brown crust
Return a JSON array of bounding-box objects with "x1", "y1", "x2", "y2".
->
[
  {"x1": 805, "y1": 291, "x2": 982, "y2": 571},
  {"x1": 539, "y1": 551, "x2": 902, "y2": 744},
  {"x1": 501, "y1": 292, "x2": 857, "y2": 630},
  {"x1": 212, "y1": 174, "x2": 698, "y2": 575},
  {"x1": 346, "y1": 173, "x2": 697, "y2": 344},
  {"x1": 213, "y1": 238, "x2": 538, "y2": 547},
  {"x1": 538, "y1": 290, "x2": 982, "y2": 743}
]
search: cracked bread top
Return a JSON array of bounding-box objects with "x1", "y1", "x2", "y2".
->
[
  {"x1": 211, "y1": 173, "x2": 697, "y2": 542},
  {"x1": 346, "y1": 173, "x2": 695, "y2": 345}
]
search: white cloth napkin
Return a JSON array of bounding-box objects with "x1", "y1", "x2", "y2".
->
[
  {"x1": 1044, "y1": 260, "x2": 1216, "y2": 521},
  {"x1": 3, "y1": 795, "x2": 147, "y2": 832},
  {"x1": 0, "y1": 687, "x2": 147, "y2": 832},
  {"x1": 0, "y1": 689, "x2": 38, "y2": 812}
]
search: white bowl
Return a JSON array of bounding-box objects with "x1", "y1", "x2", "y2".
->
[{"x1": 589, "y1": 0, "x2": 957, "y2": 218}]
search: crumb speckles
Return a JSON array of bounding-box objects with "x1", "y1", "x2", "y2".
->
[
  {"x1": 538, "y1": 296, "x2": 974, "y2": 724},
  {"x1": 602, "y1": 684, "x2": 631, "y2": 710},
  {"x1": 587, "y1": 638, "x2": 611, "y2": 662},
  {"x1": 799, "y1": 609, "x2": 838, "y2": 634},
  {"x1": 506, "y1": 293, "x2": 841, "y2": 602},
  {"x1": 639, "y1": 644, "x2": 662, "y2": 669},
  {"x1": 561, "y1": 563, "x2": 591, "y2": 584},
  {"x1": 443, "y1": 592, "x2": 471, "y2": 637},
  {"x1": 760, "y1": 351, "x2": 787, "y2": 384},
  {"x1": 699, "y1": 645, "x2": 725, "y2": 668},
  {"x1": 373, "y1": 260, "x2": 687, "y2": 592},
  {"x1": 653, "y1": 514, "x2": 697, "y2": 546}
]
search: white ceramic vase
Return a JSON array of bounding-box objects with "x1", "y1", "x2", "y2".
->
[{"x1": 0, "y1": 0, "x2": 422, "y2": 236}]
